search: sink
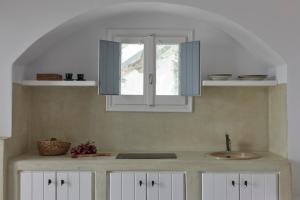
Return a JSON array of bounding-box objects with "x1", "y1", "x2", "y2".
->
[
  {"x1": 209, "y1": 151, "x2": 260, "y2": 160},
  {"x1": 116, "y1": 153, "x2": 177, "y2": 159}
]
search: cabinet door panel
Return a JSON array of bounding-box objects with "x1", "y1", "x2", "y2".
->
[
  {"x1": 110, "y1": 172, "x2": 122, "y2": 200},
  {"x1": 147, "y1": 172, "x2": 159, "y2": 200},
  {"x1": 32, "y1": 172, "x2": 44, "y2": 200},
  {"x1": 202, "y1": 173, "x2": 214, "y2": 200},
  {"x1": 202, "y1": 173, "x2": 239, "y2": 200},
  {"x1": 252, "y1": 174, "x2": 265, "y2": 200},
  {"x1": 265, "y1": 174, "x2": 278, "y2": 200},
  {"x1": 122, "y1": 172, "x2": 135, "y2": 200},
  {"x1": 226, "y1": 173, "x2": 239, "y2": 200},
  {"x1": 109, "y1": 171, "x2": 185, "y2": 200},
  {"x1": 159, "y1": 173, "x2": 172, "y2": 200},
  {"x1": 135, "y1": 172, "x2": 147, "y2": 200},
  {"x1": 44, "y1": 172, "x2": 56, "y2": 200},
  {"x1": 80, "y1": 172, "x2": 93, "y2": 200},
  {"x1": 240, "y1": 174, "x2": 252, "y2": 200},
  {"x1": 69, "y1": 172, "x2": 80, "y2": 200},
  {"x1": 20, "y1": 172, "x2": 32, "y2": 200},
  {"x1": 57, "y1": 172, "x2": 68, "y2": 200},
  {"x1": 172, "y1": 173, "x2": 185, "y2": 200},
  {"x1": 240, "y1": 173, "x2": 278, "y2": 200},
  {"x1": 213, "y1": 173, "x2": 227, "y2": 200}
]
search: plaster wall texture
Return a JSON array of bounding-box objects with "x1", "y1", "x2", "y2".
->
[
  {"x1": 3, "y1": 84, "x2": 31, "y2": 200},
  {"x1": 269, "y1": 84, "x2": 288, "y2": 157},
  {"x1": 27, "y1": 86, "x2": 269, "y2": 152}
]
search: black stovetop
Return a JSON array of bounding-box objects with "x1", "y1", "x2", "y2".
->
[{"x1": 116, "y1": 153, "x2": 177, "y2": 159}]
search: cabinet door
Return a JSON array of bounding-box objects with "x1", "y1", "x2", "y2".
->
[
  {"x1": 171, "y1": 172, "x2": 185, "y2": 200},
  {"x1": 110, "y1": 172, "x2": 122, "y2": 200},
  {"x1": 122, "y1": 172, "x2": 135, "y2": 200},
  {"x1": 147, "y1": 172, "x2": 159, "y2": 200},
  {"x1": 135, "y1": 172, "x2": 147, "y2": 200},
  {"x1": 80, "y1": 172, "x2": 93, "y2": 200},
  {"x1": 57, "y1": 172, "x2": 68, "y2": 200},
  {"x1": 43, "y1": 172, "x2": 56, "y2": 200},
  {"x1": 109, "y1": 171, "x2": 185, "y2": 200},
  {"x1": 110, "y1": 172, "x2": 145, "y2": 200},
  {"x1": 158, "y1": 172, "x2": 172, "y2": 200},
  {"x1": 202, "y1": 172, "x2": 239, "y2": 200},
  {"x1": 21, "y1": 171, "x2": 44, "y2": 200},
  {"x1": 240, "y1": 173, "x2": 278, "y2": 200},
  {"x1": 68, "y1": 172, "x2": 80, "y2": 200},
  {"x1": 57, "y1": 171, "x2": 92, "y2": 200},
  {"x1": 32, "y1": 172, "x2": 44, "y2": 200},
  {"x1": 158, "y1": 172, "x2": 185, "y2": 200},
  {"x1": 20, "y1": 172, "x2": 32, "y2": 200}
]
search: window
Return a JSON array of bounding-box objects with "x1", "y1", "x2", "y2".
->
[
  {"x1": 105, "y1": 29, "x2": 196, "y2": 112},
  {"x1": 156, "y1": 43, "x2": 180, "y2": 96},
  {"x1": 121, "y1": 43, "x2": 144, "y2": 95}
]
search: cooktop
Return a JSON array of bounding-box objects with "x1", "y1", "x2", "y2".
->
[{"x1": 116, "y1": 153, "x2": 177, "y2": 159}]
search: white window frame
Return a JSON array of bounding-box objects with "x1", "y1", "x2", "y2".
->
[{"x1": 105, "y1": 29, "x2": 194, "y2": 112}]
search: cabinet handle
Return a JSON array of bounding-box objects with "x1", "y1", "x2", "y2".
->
[
  {"x1": 61, "y1": 180, "x2": 65, "y2": 185},
  {"x1": 48, "y1": 179, "x2": 52, "y2": 185},
  {"x1": 231, "y1": 180, "x2": 235, "y2": 187},
  {"x1": 139, "y1": 180, "x2": 143, "y2": 186},
  {"x1": 151, "y1": 180, "x2": 155, "y2": 186},
  {"x1": 244, "y1": 180, "x2": 248, "y2": 187}
]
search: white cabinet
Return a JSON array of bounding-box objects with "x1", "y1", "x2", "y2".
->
[
  {"x1": 202, "y1": 172, "x2": 278, "y2": 200},
  {"x1": 110, "y1": 171, "x2": 185, "y2": 200},
  {"x1": 20, "y1": 171, "x2": 93, "y2": 200}
]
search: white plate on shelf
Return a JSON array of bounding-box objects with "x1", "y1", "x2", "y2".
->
[
  {"x1": 238, "y1": 75, "x2": 267, "y2": 80},
  {"x1": 208, "y1": 74, "x2": 232, "y2": 80}
]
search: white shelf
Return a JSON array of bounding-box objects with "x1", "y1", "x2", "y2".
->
[
  {"x1": 202, "y1": 80, "x2": 278, "y2": 86},
  {"x1": 18, "y1": 80, "x2": 277, "y2": 87},
  {"x1": 19, "y1": 80, "x2": 97, "y2": 86}
]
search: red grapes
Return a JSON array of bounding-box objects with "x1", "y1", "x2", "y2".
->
[{"x1": 70, "y1": 141, "x2": 97, "y2": 158}]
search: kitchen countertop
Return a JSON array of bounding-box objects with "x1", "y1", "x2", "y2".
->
[
  {"x1": 10, "y1": 151, "x2": 290, "y2": 173},
  {"x1": 9, "y1": 151, "x2": 292, "y2": 200},
  {"x1": 11, "y1": 151, "x2": 288, "y2": 161}
]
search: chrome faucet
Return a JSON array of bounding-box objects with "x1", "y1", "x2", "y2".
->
[{"x1": 225, "y1": 134, "x2": 231, "y2": 152}]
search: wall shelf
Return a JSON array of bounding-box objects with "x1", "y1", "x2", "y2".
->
[
  {"x1": 18, "y1": 80, "x2": 278, "y2": 87},
  {"x1": 202, "y1": 80, "x2": 278, "y2": 86},
  {"x1": 19, "y1": 80, "x2": 97, "y2": 86}
]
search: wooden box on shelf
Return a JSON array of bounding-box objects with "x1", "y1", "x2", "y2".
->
[{"x1": 36, "y1": 73, "x2": 63, "y2": 80}]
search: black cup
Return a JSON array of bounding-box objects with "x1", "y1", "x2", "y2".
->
[
  {"x1": 65, "y1": 73, "x2": 73, "y2": 80},
  {"x1": 77, "y1": 74, "x2": 85, "y2": 81}
]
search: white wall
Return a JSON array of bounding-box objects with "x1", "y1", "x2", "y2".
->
[
  {"x1": 1, "y1": 0, "x2": 300, "y2": 199},
  {"x1": 26, "y1": 12, "x2": 268, "y2": 81}
]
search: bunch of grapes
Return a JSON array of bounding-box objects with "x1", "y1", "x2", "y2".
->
[{"x1": 70, "y1": 141, "x2": 97, "y2": 158}]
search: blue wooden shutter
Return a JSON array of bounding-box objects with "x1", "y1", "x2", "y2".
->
[
  {"x1": 179, "y1": 41, "x2": 201, "y2": 96},
  {"x1": 98, "y1": 40, "x2": 120, "y2": 95}
]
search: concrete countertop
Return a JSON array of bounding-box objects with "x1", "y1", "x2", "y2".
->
[{"x1": 10, "y1": 151, "x2": 290, "y2": 171}]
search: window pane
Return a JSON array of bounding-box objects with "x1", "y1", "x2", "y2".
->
[
  {"x1": 156, "y1": 44, "x2": 179, "y2": 95},
  {"x1": 121, "y1": 43, "x2": 144, "y2": 95}
]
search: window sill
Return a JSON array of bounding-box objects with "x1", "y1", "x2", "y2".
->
[{"x1": 106, "y1": 97, "x2": 193, "y2": 112}]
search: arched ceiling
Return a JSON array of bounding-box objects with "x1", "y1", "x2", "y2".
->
[{"x1": 14, "y1": 2, "x2": 287, "y2": 82}]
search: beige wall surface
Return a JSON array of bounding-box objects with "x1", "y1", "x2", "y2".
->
[
  {"x1": 269, "y1": 84, "x2": 288, "y2": 157},
  {"x1": 3, "y1": 84, "x2": 31, "y2": 200},
  {"x1": 27, "y1": 86, "x2": 270, "y2": 152}
]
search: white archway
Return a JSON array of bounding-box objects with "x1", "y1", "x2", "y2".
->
[{"x1": 13, "y1": 1, "x2": 287, "y2": 83}]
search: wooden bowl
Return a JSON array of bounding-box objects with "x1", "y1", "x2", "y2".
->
[{"x1": 37, "y1": 138, "x2": 71, "y2": 156}]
